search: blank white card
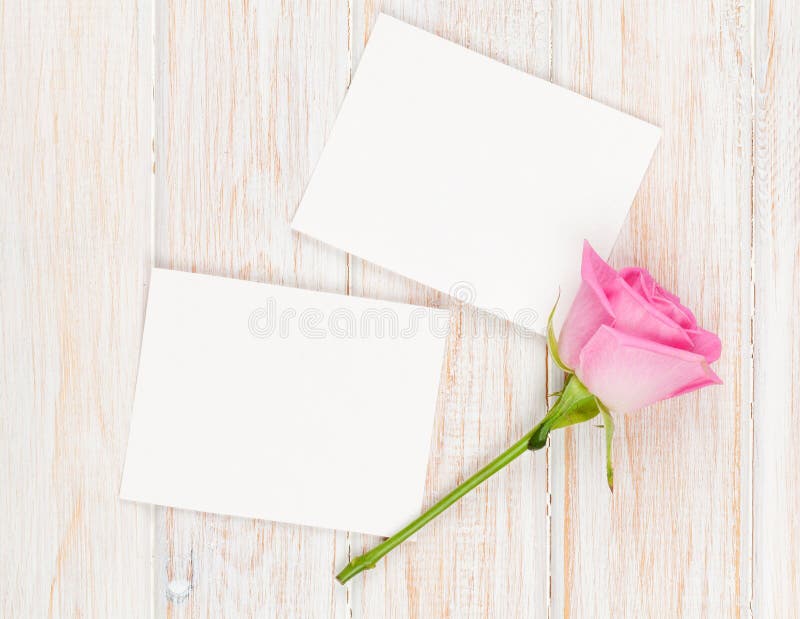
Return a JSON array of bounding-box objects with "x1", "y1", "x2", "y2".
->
[
  {"x1": 292, "y1": 14, "x2": 661, "y2": 333},
  {"x1": 120, "y1": 269, "x2": 448, "y2": 536}
]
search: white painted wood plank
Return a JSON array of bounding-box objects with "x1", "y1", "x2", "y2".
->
[
  {"x1": 343, "y1": 3, "x2": 553, "y2": 617},
  {"x1": 152, "y1": 1, "x2": 352, "y2": 616},
  {"x1": 752, "y1": 0, "x2": 800, "y2": 615},
  {"x1": 551, "y1": 0, "x2": 753, "y2": 616},
  {"x1": 0, "y1": 0, "x2": 779, "y2": 615},
  {"x1": 0, "y1": 1, "x2": 154, "y2": 616}
]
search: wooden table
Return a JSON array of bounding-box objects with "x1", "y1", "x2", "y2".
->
[{"x1": 2, "y1": 1, "x2": 797, "y2": 616}]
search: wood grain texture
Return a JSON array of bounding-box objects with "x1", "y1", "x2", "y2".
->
[
  {"x1": 344, "y1": 3, "x2": 553, "y2": 618},
  {"x1": 551, "y1": 0, "x2": 753, "y2": 616},
  {"x1": 753, "y1": 0, "x2": 800, "y2": 615},
  {"x1": 0, "y1": 1, "x2": 154, "y2": 617},
  {"x1": 152, "y1": 1, "x2": 351, "y2": 617},
  {"x1": 3, "y1": 0, "x2": 800, "y2": 616}
]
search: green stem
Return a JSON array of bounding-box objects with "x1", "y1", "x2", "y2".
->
[
  {"x1": 336, "y1": 426, "x2": 539, "y2": 584},
  {"x1": 336, "y1": 378, "x2": 587, "y2": 585}
]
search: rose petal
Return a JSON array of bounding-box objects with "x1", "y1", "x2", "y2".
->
[
  {"x1": 581, "y1": 240, "x2": 620, "y2": 295},
  {"x1": 656, "y1": 285, "x2": 683, "y2": 306},
  {"x1": 558, "y1": 283, "x2": 614, "y2": 368},
  {"x1": 576, "y1": 325, "x2": 722, "y2": 413},
  {"x1": 619, "y1": 267, "x2": 657, "y2": 299},
  {"x1": 557, "y1": 242, "x2": 617, "y2": 367},
  {"x1": 621, "y1": 267, "x2": 699, "y2": 329},
  {"x1": 650, "y1": 296, "x2": 697, "y2": 329},
  {"x1": 686, "y1": 327, "x2": 722, "y2": 363},
  {"x1": 604, "y1": 277, "x2": 696, "y2": 351}
]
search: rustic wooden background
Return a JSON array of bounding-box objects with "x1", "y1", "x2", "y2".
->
[{"x1": 1, "y1": 0, "x2": 797, "y2": 616}]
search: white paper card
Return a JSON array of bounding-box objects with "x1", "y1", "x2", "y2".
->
[
  {"x1": 120, "y1": 269, "x2": 448, "y2": 537},
  {"x1": 292, "y1": 14, "x2": 661, "y2": 333}
]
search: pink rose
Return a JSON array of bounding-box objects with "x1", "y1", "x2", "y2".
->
[
  {"x1": 558, "y1": 241, "x2": 722, "y2": 413},
  {"x1": 337, "y1": 242, "x2": 724, "y2": 580}
]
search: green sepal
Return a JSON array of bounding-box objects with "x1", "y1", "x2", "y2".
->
[
  {"x1": 550, "y1": 394, "x2": 601, "y2": 430},
  {"x1": 547, "y1": 292, "x2": 572, "y2": 374},
  {"x1": 598, "y1": 401, "x2": 615, "y2": 492},
  {"x1": 528, "y1": 375, "x2": 615, "y2": 493},
  {"x1": 528, "y1": 375, "x2": 597, "y2": 450}
]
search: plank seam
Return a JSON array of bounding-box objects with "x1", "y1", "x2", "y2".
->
[
  {"x1": 149, "y1": 0, "x2": 157, "y2": 615},
  {"x1": 747, "y1": 0, "x2": 757, "y2": 615}
]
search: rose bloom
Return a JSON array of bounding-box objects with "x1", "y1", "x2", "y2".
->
[{"x1": 558, "y1": 242, "x2": 722, "y2": 413}]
